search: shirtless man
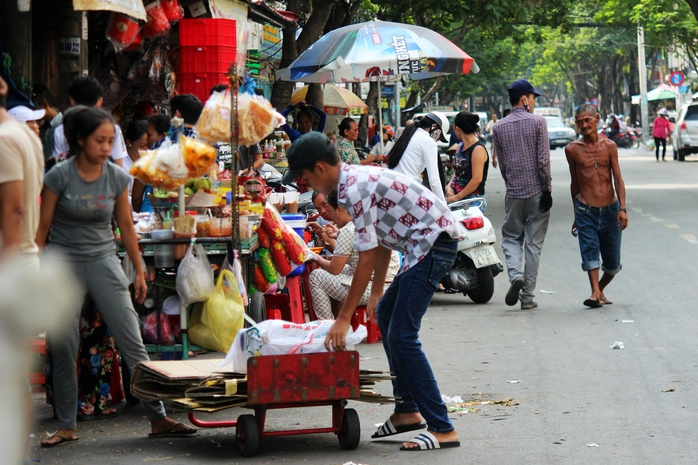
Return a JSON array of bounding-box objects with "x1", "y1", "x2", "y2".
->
[{"x1": 565, "y1": 104, "x2": 628, "y2": 308}]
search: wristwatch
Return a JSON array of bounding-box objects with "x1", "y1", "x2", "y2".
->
[{"x1": 619, "y1": 208, "x2": 627, "y2": 212}]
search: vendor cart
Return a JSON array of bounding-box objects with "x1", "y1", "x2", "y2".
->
[{"x1": 187, "y1": 351, "x2": 361, "y2": 457}]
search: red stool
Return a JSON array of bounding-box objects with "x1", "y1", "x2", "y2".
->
[
  {"x1": 29, "y1": 339, "x2": 46, "y2": 385},
  {"x1": 264, "y1": 294, "x2": 291, "y2": 320},
  {"x1": 350, "y1": 305, "x2": 382, "y2": 344},
  {"x1": 285, "y1": 276, "x2": 307, "y2": 323}
]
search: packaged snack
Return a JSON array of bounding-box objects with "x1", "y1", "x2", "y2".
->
[
  {"x1": 282, "y1": 229, "x2": 306, "y2": 265},
  {"x1": 256, "y1": 248, "x2": 278, "y2": 283},
  {"x1": 257, "y1": 227, "x2": 271, "y2": 249},
  {"x1": 180, "y1": 136, "x2": 218, "y2": 178},
  {"x1": 142, "y1": 1, "x2": 171, "y2": 38},
  {"x1": 237, "y1": 93, "x2": 285, "y2": 146},
  {"x1": 195, "y1": 89, "x2": 231, "y2": 143},
  {"x1": 253, "y1": 264, "x2": 271, "y2": 292},
  {"x1": 270, "y1": 241, "x2": 292, "y2": 276}
]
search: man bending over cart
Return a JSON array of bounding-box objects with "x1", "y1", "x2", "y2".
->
[{"x1": 281, "y1": 132, "x2": 461, "y2": 452}]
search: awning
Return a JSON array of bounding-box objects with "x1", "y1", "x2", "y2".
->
[
  {"x1": 72, "y1": 0, "x2": 146, "y2": 21},
  {"x1": 631, "y1": 84, "x2": 678, "y2": 105},
  {"x1": 244, "y1": 0, "x2": 296, "y2": 28}
]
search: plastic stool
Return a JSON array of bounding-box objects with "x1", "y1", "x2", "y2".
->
[
  {"x1": 29, "y1": 339, "x2": 46, "y2": 385},
  {"x1": 350, "y1": 306, "x2": 382, "y2": 344},
  {"x1": 264, "y1": 294, "x2": 291, "y2": 321},
  {"x1": 285, "y1": 276, "x2": 307, "y2": 323}
]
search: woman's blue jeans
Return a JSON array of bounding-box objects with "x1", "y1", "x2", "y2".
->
[{"x1": 376, "y1": 238, "x2": 457, "y2": 433}]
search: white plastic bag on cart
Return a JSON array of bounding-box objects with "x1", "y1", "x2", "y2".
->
[
  {"x1": 121, "y1": 252, "x2": 147, "y2": 284},
  {"x1": 176, "y1": 243, "x2": 215, "y2": 306},
  {"x1": 220, "y1": 319, "x2": 367, "y2": 373}
]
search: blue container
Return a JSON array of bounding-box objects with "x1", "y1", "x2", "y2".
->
[{"x1": 280, "y1": 213, "x2": 307, "y2": 244}]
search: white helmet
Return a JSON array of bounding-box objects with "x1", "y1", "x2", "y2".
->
[{"x1": 425, "y1": 111, "x2": 449, "y2": 142}]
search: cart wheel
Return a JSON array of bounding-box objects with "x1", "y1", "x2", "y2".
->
[
  {"x1": 236, "y1": 414, "x2": 260, "y2": 457},
  {"x1": 338, "y1": 408, "x2": 360, "y2": 450},
  {"x1": 248, "y1": 292, "x2": 265, "y2": 326}
]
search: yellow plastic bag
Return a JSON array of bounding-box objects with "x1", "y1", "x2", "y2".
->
[{"x1": 188, "y1": 270, "x2": 245, "y2": 353}]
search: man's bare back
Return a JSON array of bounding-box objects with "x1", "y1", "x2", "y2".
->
[{"x1": 565, "y1": 138, "x2": 619, "y2": 207}]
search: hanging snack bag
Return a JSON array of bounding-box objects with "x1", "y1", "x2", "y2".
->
[
  {"x1": 269, "y1": 241, "x2": 293, "y2": 276},
  {"x1": 195, "y1": 89, "x2": 231, "y2": 143},
  {"x1": 253, "y1": 264, "x2": 271, "y2": 293},
  {"x1": 106, "y1": 13, "x2": 141, "y2": 53},
  {"x1": 161, "y1": 0, "x2": 184, "y2": 22},
  {"x1": 281, "y1": 228, "x2": 306, "y2": 265},
  {"x1": 257, "y1": 227, "x2": 271, "y2": 249},
  {"x1": 237, "y1": 93, "x2": 286, "y2": 146},
  {"x1": 180, "y1": 135, "x2": 218, "y2": 178},
  {"x1": 256, "y1": 248, "x2": 278, "y2": 283},
  {"x1": 142, "y1": 1, "x2": 171, "y2": 38}
]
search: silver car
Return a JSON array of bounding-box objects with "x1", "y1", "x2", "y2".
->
[
  {"x1": 672, "y1": 103, "x2": 698, "y2": 161},
  {"x1": 545, "y1": 116, "x2": 576, "y2": 150}
]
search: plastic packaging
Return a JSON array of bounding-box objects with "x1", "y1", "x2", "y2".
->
[
  {"x1": 161, "y1": 0, "x2": 184, "y2": 22},
  {"x1": 106, "y1": 13, "x2": 141, "y2": 53},
  {"x1": 195, "y1": 89, "x2": 231, "y2": 143},
  {"x1": 142, "y1": 1, "x2": 171, "y2": 38},
  {"x1": 121, "y1": 252, "x2": 146, "y2": 283},
  {"x1": 188, "y1": 270, "x2": 245, "y2": 353},
  {"x1": 237, "y1": 92, "x2": 286, "y2": 146},
  {"x1": 176, "y1": 243, "x2": 215, "y2": 306},
  {"x1": 222, "y1": 320, "x2": 367, "y2": 373},
  {"x1": 142, "y1": 310, "x2": 175, "y2": 345}
]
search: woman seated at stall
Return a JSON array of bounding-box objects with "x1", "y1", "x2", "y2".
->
[
  {"x1": 147, "y1": 114, "x2": 171, "y2": 149},
  {"x1": 444, "y1": 111, "x2": 489, "y2": 212},
  {"x1": 307, "y1": 190, "x2": 400, "y2": 320}
]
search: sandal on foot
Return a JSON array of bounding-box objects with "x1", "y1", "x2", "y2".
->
[
  {"x1": 400, "y1": 431, "x2": 460, "y2": 451},
  {"x1": 583, "y1": 298, "x2": 603, "y2": 308},
  {"x1": 371, "y1": 419, "x2": 426, "y2": 438},
  {"x1": 600, "y1": 297, "x2": 613, "y2": 305},
  {"x1": 149, "y1": 422, "x2": 197, "y2": 438},
  {"x1": 41, "y1": 433, "x2": 79, "y2": 448}
]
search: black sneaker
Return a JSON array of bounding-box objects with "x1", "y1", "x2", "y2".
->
[{"x1": 505, "y1": 278, "x2": 524, "y2": 306}]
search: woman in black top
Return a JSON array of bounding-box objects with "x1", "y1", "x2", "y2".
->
[{"x1": 445, "y1": 112, "x2": 489, "y2": 211}]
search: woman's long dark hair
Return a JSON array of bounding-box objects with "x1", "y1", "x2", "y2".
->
[
  {"x1": 63, "y1": 106, "x2": 115, "y2": 158},
  {"x1": 387, "y1": 117, "x2": 432, "y2": 169}
]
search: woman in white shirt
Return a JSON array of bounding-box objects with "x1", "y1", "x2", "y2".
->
[
  {"x1": 369, "y1": 125, "x2": 395, "y2": 161},
  {"x1": 387, "y1": 111, "x2": 449, "y2": 203}
]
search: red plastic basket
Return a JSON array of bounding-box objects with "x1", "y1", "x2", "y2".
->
[
  {"x1": 179, "y1": 73, "x2": 229, "y2": 102},
  {"x1": 180, "y1": 45, "x2": 237, "y2": 75},
  {"x1": 179, "y1": 18, "x2": 236, "y2": 47}
]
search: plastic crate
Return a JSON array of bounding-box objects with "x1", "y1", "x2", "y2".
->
[
  {"x1": 179, "y1": 73, "x2": 229, "y2": 103},
  {"x1": 179, "y1": 18, "x2": 236, "y2": 47},
  {"x1": 180, "y1": 45, "x2": 236, "y2": 75}
]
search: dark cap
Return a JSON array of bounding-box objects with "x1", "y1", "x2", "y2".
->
[
  {"x1": 508, "y1": 79, "x2": 543, "y2": 99},
  {"x1": 281, "y1": 132, "x2": 334, "y2": 184}
]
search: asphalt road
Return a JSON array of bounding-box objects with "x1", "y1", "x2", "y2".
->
[{"x1": 27, "y1": 145, "x2": 698, "y2": 464}]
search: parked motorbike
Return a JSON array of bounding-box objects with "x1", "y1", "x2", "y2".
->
[
  {"x1": 440, "y1": 197, "x2": 503, "y2": 303},
  {"x1": 600, "y1": 128, "x2": 639, "y2": 148}
]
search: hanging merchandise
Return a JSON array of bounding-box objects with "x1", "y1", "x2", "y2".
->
[
  {"x1": 188, "y1": 270, "x2": 245, "y2": 353},
  {"x1": 195, "y1": 88, "x2": 231, "y2": 143},
  {"x1": 256, "y1": 248, "x2": 278, "y2": 283},
  {"x1": 161, "y1": 0, "x2": 184, "y2": 22},
  {"x1": 106, "y1": 13, "x2": 141, "y2": 53},
  {"x1": 255, "y1": 203, "x2": 308, "y2": 278},
  {"x1": 142, "y1": 310, "x2": 176, "y2": 345},
  {"x1": 124, "y1": 30, "x2": 144, "y2": 52},
  {"x1": 142, "y1": 1, "x2": 171, "y2": 38},
  {"x1": 176, "y1": 243, "x2": 215, "y2": 306}
]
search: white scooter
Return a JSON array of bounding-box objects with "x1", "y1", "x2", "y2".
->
[{"x1": 441, "y1": 197, "x2": 503, "y2": 303}]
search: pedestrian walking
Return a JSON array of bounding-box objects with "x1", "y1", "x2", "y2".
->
[
  {"x1": 491, "y1": 79, "x2": 552, "y2": 310},
  {"x1": 282, "y1": 132, "x2": 462, "y2": 452},
  {"x1": 35, "y1": 107, "x2": 196, "y2": 447},
  {"x1": 652, "y1": 109, "x2": 671, "y2": 162},
  {"x1": 565, "y1": 104, "x2": 628, "y2": 308}
]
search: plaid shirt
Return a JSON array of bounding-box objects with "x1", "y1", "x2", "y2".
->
[
  {"x1": 337, "y1": 163, "x2": 460, "y2": 273},
  {"x1": 492, "y1": 107, "x2": 552, "y2": 198}
]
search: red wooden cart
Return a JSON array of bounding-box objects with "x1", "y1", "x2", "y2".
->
[{"x1": 187, "y1": 350, "x2": 361, "y2": 457}]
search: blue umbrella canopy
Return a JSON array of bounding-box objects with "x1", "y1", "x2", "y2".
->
[{"x1": 277, "y1": 20, "x2": 479, "y2": 83}]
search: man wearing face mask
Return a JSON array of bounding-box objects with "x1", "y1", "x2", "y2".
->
[{"x1": 492, "y1": 79, "x2": 552, "y2": 310}]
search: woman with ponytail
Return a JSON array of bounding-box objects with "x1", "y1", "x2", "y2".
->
[
  {"x1": 387, "y1": 111, "x2": 449, "y2": 203},
  {"x1": 35, "y1": 107, "x2": 195, "y2": 447}
]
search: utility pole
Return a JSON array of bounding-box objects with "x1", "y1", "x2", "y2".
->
[
  {"x1": 394, "y1": 81, "x2": 401, "y2": 128},
  {"x1": 637, "y1": 25, "x2": 650, "y2": 145}
]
